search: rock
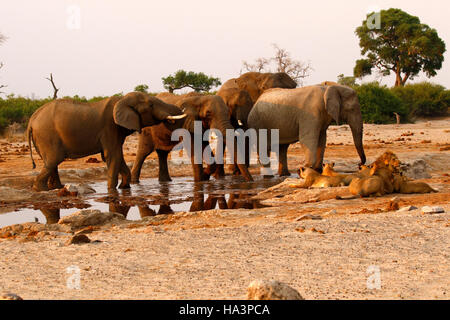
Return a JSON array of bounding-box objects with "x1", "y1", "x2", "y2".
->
[
  {"x1": 296, "y1": 214, "x2": 322, "y2": 221},
  {"x1": 63, "y1": 183, "x2": 95, "y2": 195},
  {"x1": 1, "y1": 293, "x2": 23, "y2": 300},
  {"x1": 324, "y1": 209, "x2": 337, "y2": 215},
  {"x1": 64, "y1": 184, "x2": 78, "y2": 193},
  {"x1": 421, "y1": 206, "x2": 445, "y2": 214},
  {"x1": 66, "y1": 234, "x2": 91, "y2": 245},
  {"x1": 401, "y1": 159, "x2": 431, "y2": 179},
  {"x1": 397, "y1": 206, "x2": 418, "y2": 212},
  {"x1": 58, "y1": 209, "x2": 124, "y2": 229},
  {"x1": 247, "y1": 280, "x2": 304, "y2": 300}
]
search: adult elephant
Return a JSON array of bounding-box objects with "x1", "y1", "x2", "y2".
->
[
  {"x1": 219, "y1": 72, "x2": 297, "y2": 104},
  {"x1": 130, "y1": 93, "x2": 253, "y2": 182},
  {"x1": 247, "y1": 84, "x2": 366, "y2": 176},
  {"x1": 130, "y1": 92, "x2": 203, "y2": 182},
  {"x1": 27, "y1": 92, "x2": 186, "y2": 191},
  {"x1": 215, "y1": 72, "x2": 297, "y2": 175}
]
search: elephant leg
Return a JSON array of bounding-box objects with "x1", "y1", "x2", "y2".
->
[
  {"x1": 315, "y1": 129, "x2": 327, "y2": 172},
  {"x1": 130, "y1": 129, "x2": 155, "y2": 183},
  {"x1": 105, "y1": 150, "x2": 123, "y2": 191},
  {"x1": 33, "y1": 167, "x2": 52, "y2": 191},
  {"x1": 131, "y1": 149, "x2": 153, "y2": 183},
  {"x1": 301, "y1": 130, "x2": 320, "y2": 171},
  {"x1": 190, "y1": 138, "x2": 210, "y2": 181},
  {"x1": 257, "y1": 145, "x2": 274, "y2": 178},
  {"x1": 156, "y1": 149, "x2": 172, "y2": 182},
  {"x1": 118, "y1": 158, "x2": 131, "y2": 189},
  {"x1": 48, "y1": 167, "x2": 63, "y2": 190},
  {"x1": 212, "y1": 141, "x2": 226, "y2": 179},
  {"x1": 278, "y1": 144, "x2": 291, "y2": 176}
]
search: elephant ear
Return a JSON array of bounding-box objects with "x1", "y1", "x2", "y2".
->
[
  {"x1": 324, "y1": 86, "x2": 341, "y2": 125},
  {"x1": 113, "y1": 94, "x2": 142, "y2": 132}
]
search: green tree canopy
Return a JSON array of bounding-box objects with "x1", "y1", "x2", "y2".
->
[
  {"x1": 354, "y1": 8, "x2": 446, "y2": 86},
  {"x1": 134, "y1": 84, "x2": 149, "y2": 93},
  {"x1": 337, "y1": 74, "x2": 358, "y2": 87},
  {"x1": 162, "y1": 70, "x2": 221, "y2": 93}
]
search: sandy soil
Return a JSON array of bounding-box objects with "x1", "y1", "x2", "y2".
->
[{"x1": 0, "y1": 119, "x2": 449, "y2": 299}]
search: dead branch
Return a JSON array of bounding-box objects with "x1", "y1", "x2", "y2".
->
[{"x1": 45, "y1": 73, "x2": 59, "y2": 99}]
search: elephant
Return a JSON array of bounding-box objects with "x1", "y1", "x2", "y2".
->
[
  {"x1": 219, "y1": 72, "x2": 297, "y2": 104},
  {"x1": 130, "y1": 93, "x2": 253, "y2": 183},
  {"x1": 27, "y1": 92, "x2": 186, "y2": 192},
  {"x1": 130, "y1": 92, "x2": 203, "y2": 182},
  {"x1": 215, "y1": 72, "x2": 297, "y2": 176},
  {"x1": 247, "y1": 84, "x2": 366, "y2": 176}
]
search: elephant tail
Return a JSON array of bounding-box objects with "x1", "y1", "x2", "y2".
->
[{"x1": 27, "y1": 124, "x2": 36, "y2": 169}]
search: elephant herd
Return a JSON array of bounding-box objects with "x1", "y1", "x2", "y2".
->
[{"x1": 27, "y1": 72, "x2": 366, "y2": 192}]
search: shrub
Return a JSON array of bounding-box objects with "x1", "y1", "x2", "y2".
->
[
  {"x1": 391, "y1": 82, "x2": 450, "y2": 117},
  {"x1": 354, "y1": 82, "x2": 408, "y2": 124}
]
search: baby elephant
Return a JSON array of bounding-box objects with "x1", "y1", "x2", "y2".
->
[{"x1": 27, "y1": 92, "x2": 186, "y2": 191}]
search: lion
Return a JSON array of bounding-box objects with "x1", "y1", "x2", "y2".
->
[
  {"x1": 393, "y1": 174, "x2": 437, "y2": 194},
  {"x1": 322, "y1": 162, "x2": 362, "y2": 185},
  {"x1": 290, "y1": 167, "x2": 346, "y2": 188},
  {"x1": 372, "y1": 150, "x2": 401, "y2": 170}
]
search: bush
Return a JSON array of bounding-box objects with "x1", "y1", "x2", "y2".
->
[
  {"x1": 354, "y1": 82, "x2": 408, "y2": 124},
  {"x1": 391, "y1": 82, "x2": 450, "y2": 117},
  {"x1": 0, "y1": 95, "x2": 111, "y2": 134}
]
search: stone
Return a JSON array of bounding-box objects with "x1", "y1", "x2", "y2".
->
[
  {"x1": 66, "y1": 234, "x2": 91, "y2": 245},
  {"x1": 0, "y1": 293, "x2": 23, "y2": 300},
  {"x1": 296, "y1": 214, "x2": 322, "y2": 221},
  {"x1": 58, "y1": 209, "x2": 125, "y2": 229},
  {"x1": 325, "y1": 209, "x2": 338, "y2": 215},
  {"x1": 397, "y1": 206, "x2": 418, "y2": 212},
  {"x1": 64, "y1": 183, "x2": 95, "y2": 195},
  {"x1": 421, "y1": 206, "x2": 445, "y2": 214},
  {"x1": 401, "y1": 159, "x2": 431, "y2": 179},
  {"x1": 247, "y1": 280, "x2": 304, "y2": 300}
]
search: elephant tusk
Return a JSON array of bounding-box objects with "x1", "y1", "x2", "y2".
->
[{"x1": 166, "y1": 114, "x2": 187, "y2": 120}]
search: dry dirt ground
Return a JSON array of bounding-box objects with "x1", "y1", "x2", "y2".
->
[{"x1": 0, "y1": 119, "x2": 449, "y2": 300}]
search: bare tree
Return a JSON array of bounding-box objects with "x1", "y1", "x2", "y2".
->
[
  {"x1": 45, "y1": 73, "x2": 59, "y2": 99},
  {"x1": 242, "y1": 57, "x2": 270, "y2": 73},
  {"x1": 242, "y1": 44, "x2": 313, "y2": 86},
  {"x1": 0, "y1": 63, "x2": 7, "y2": 94},
  {"x1": 0, "y1": 33, "x2": 7, "y2": 94}
]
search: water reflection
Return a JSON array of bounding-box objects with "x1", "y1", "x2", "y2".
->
[{"x1": 32, "y1": 176, "x2": 284, "y2": 225}]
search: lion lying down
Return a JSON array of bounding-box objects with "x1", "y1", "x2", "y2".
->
[{"x1": 290, "y1": 151, "x2": 437, "y2": 197}]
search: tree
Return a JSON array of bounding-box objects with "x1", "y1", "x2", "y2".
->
[
  {"x1": 162, "y1": 70, "x2": 221, "y2": 93},
  {"x1": 45, "y1": 73, "x2": 59, "y2": 99},
  {"x1": 134, "y1": 84, "x2": 149, "y2": 93},
  {"x1": 242, "y1": 44, "x2": 313, "y2": 86},
  {"x1": 0, "y1": 33, "x2": 7, "y2": 94},
  {"x1": 337, "y1": 74, "x2": 358, "y2": 87},
  {"x1": 354, "y1": 8, "x2": 446, "y2": 87}
]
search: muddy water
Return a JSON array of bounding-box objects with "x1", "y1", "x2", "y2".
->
[{"x1": 0, "y1": 176, "x2": 286, "y2": 228}]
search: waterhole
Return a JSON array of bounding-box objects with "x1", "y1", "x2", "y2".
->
[{"x1": 0, "y1": 176, "x2": 286, "y2": 227}]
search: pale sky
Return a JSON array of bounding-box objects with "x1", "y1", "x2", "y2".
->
[{"x1": 0, "y1": 0, "x2": 449, "y2": 98}]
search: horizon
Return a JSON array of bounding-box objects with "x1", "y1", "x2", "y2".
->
[{"x1": 0, "y1": 0, "x2": 448, "y2": 99}]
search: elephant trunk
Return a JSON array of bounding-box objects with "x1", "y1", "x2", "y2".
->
[
  {"x1": 216, "y1": 120, "x2": 253, "y2": 181},
  {"x1": 348, "y1": 111, "x2": 366, "y2": 165}
]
